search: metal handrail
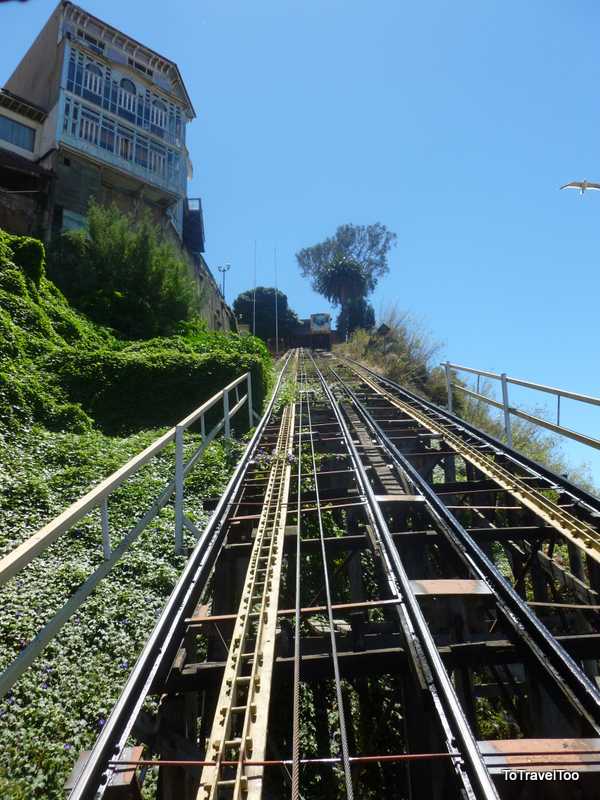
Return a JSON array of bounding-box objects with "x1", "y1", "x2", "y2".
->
[
  {"x1": 445, "y1": 362, "x2": 600, "y2": 407},
  {"x1": 67, "y1": 353, "x2": 291, "y2": 800},
  {"x1": 443, "y1": 361, "x2": 600, "y2": 451},
  {"x1": 0, "y1": 371, "x2": 254, "y2": 699},
  {"x1": 0, "y1": 372, "x2": 252, "y2": 585}
]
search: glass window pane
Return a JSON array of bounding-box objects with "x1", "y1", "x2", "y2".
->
[{"x1": 0, "y1": 113, "x2": 35, "y2": 151}]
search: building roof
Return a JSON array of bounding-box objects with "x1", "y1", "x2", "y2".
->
[
  {"x1": 0, "y1": 90, "x2": 47, "y2": 122},
  {"x1": 62, "y1": 2, "x2": 196, "y2": 118}
]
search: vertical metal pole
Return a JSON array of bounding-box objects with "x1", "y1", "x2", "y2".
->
[
  {"x1": 557, "y1": 394, "x2": 561, "y2": 427},
  {"x1": 253, "y1": 240, "x2": 257, "y2": 336},
  {"x1": 444, "y1": 361, "x2": 453, "y2": 413},
  {"x1": 274, "y1": 248, "x2": 279, "y2": 356},
  {"x1": 175, "y1": 424, "x2": 184, "y2": 554},
  {"x1": 101, "y1": 498, "x2": 110, "y2": 560},
  {"x1": 200, "y1": 412, "x2": 206, "y2": 439},
  {"x1": 247, "y1": 372, "x2": 253, "y2": 427},
  {"x1": 223, "y1": 389, "x2": 231, "y2": 438},
  {"x1": 500, "y1": 372, "x2": 513, "y2": 447}
]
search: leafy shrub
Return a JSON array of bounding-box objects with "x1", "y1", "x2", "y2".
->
[
  {"x1": 232, "y1": 286, "x2": 300, "y2": 342},
  {"x1": 46, "y1": 202, "x2": 202, "y2": 339},
  {"x1": 49, "y1": 346, "x2": 268, "y2": 434},
  {"x1": 0, "y1": 227, "x2": 271, "y2": 432},
  {"x1": 10, "y1": 236, "x2": 45, "y2": 286}
]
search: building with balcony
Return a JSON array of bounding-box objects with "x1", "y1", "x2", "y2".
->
[{"x1": 1, "y1": 1, "x2": 235, "y2": 330}]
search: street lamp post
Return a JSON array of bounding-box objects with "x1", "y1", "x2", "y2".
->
[{"x1": 217, "y1": 264, "x2": 231, "y2": 301}]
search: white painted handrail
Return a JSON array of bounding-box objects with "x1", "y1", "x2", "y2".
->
[
  {"x1": 0, "y1": 371, "x2": 256, "y2": 699},
  {"x1": 442, "y1": 361, "x2": 600, "y2": 451},
  {"x1": 445, "y1": 362, "x2": 600, "y2": 408},
  {"x1": 0, "y1": 371, "x2": 253, "y2": 585}
]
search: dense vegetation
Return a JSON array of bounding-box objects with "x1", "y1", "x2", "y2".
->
[
  {"x1": 0, "y1": 424, "x2": 245, "y2": 799},
  {"x1": 0, "y1": 226, "x2": 270, "y2": 433},
  {"x1": 233, "y1": 285, "x2": 300, "y2": 343},
  {"x1": 46, "y1": 202, "x2": 203, "y2": 340},
  {"x1": 0, "y1": 226, "x2": 272, "y2": 798}
]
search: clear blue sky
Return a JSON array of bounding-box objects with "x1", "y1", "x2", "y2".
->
[{"x1": 2, "y1": 0, "x2": 599, "y2": 480}]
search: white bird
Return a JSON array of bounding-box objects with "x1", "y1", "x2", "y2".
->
[{"x1": 560, "y1": 180, "x2": 600, "y2": 194}]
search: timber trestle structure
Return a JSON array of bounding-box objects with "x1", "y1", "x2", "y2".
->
[{"x1": 67, "y1": 351, "x2": 600, "y2": 800}]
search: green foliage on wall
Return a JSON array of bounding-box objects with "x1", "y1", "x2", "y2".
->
[
  {"x1": 0, "y1": 227, "x2": 271, "y2": 434},
  {"x1": 49, "y1": 343, "x2": 267, "y2": 434}
]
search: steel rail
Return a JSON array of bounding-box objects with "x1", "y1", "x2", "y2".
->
[
  {"x1": 330, "y1": 358, "x2": 600, "y2": 734},
  {"x1": 200, "y1": 394, "x2": 296, "y2": 798},
  {"x1": 291, "y1": 359, "x2": 304, "y2": 800},
  {"x1": 342, "y1": 355, "x2": 600, "y2": 523},
  {"x1": 309, "y1": 353, "x2": 496, "y2": 800},
  {"x1": 349, "y1": 365, "x2": 600, "y2": 563},
  {"x1": 302, "y1": 353, "x2": 355, "y2": 799},
  {"x1": 68, "y1": 354, "x2": 292, "y2": 800}
]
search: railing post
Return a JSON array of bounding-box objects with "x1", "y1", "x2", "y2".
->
[
  {"x1": 500, "y1": 372, "x2": 513, "y2": 447},
  {"x1": 200, "y1": 412, "x2": 206, "y2": 439},
  {"x1": 444, "y1": 361, "x2": 453, "y2": 413},
  {"x1": 223, "y1": 388, "x2": 231, "y2": 438},
  {"x1": 557, "y1": 394, "x2": 561, "y2": 427},
  {"x1": 101, "y1": 498, "x2": 110, "y2": 560},
  {"x1": 247, "y1": 372, "x2": 253, "y2": 428},
  {"x1": 175, "y1": 424, "x2": 184, "y2": 554}
]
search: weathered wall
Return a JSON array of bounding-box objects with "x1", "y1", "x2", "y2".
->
[
  {"x1": 0, "y1": 190, "x2": 41, "y2": 236},
  {"x1": 53, "y1": 151, "x2": 102, "y2": 217},
  {"x1": 49, "y1": 150, "x2": 234, "y2": 330},
  {"x1": 5, "y1": 7, "x2": 64, "y2": 112}
]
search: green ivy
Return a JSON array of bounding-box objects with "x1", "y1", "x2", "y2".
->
[
  {"x1": 0, "y1": 227, "x2": 272, "y2": 433},
  {"x1": 0, "y1": 425, "x2": 245, "y2": 799},
  {"x1": 0, "y1": 226, "x2": 273, "y2": 797}
]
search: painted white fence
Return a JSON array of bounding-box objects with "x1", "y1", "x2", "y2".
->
[{"x1": 0, "y1": 372, "x2": 258, "y2": 698}]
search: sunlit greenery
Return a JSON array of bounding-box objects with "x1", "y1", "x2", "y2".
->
[
  {"x1": 46, "y1": 202, "x2": 200, "y2": 339},
  {"x1": 0, "y1": 226, "x2": 273, "y2": 798}
]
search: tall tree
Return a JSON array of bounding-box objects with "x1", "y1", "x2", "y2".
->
[
  {"x1": 46, "y1": 202, "x2": 200, "y2": 339},
  {"x1": 296, "y1": 223, "x2": 396, "y2": 338},
  {"x1": 339, "y1": 296, "x2": 375, "y2": 337},
  {"x1": 233, "y1": 286, "x2": 300, "y2": 343}
]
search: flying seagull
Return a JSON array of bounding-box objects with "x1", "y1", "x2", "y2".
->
[{"x1": 560, "y1": 180, "x2": 600, "y2": 194}]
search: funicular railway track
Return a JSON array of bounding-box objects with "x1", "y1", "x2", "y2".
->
[{"x1": 68, "y1": 350, "x2": 600, "y2": 800}]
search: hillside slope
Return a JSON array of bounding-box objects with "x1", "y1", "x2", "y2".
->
[{"x1": 0, "y1": 229, "x2": 271, "y2": 799}]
